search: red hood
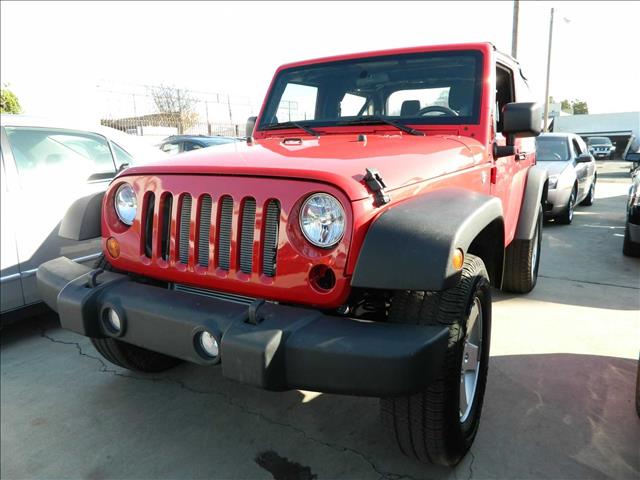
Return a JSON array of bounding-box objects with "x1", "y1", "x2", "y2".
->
[{"x1": 122, "y1": 134, "x2": 483, "y2": 201}]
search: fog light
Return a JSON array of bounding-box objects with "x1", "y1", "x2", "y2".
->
[
  {"x1": 198, "y1": 331, "x2": 219, "y2": 358},
  {"x1": 105, "y1": 308, "x2": 122, "y2": 333}
]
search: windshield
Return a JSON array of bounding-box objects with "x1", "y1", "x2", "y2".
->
[
  {"x1": 536, "y1": 137, "x2": 570, "y2": 161},
  {"x1": 588, "y1": 137, "x2": 611, "y2": 146},
  {"x1": 259, "y1": 50, "x2": 483, "y2": 131}
]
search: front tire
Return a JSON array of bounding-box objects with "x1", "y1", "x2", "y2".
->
[
  {"x1": 502, "y1": 204, "x2": 543, "y2": 293},
  {"x1": 556, "y1": 186, "x2": 576, "y2": 224},
  {"x1": 90, "y1": 254, "x2": 182, "y2": 373},
  {"x1": 380, "y1": 254, "x2": 491, "y2": 466}
]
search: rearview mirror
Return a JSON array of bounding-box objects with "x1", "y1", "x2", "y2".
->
[
  {"x1": 502, "y1": 102, "x2": 542, "y2": 140},
  {"x1": 246, "y1": 116, "x2": 257, "y2": 137},
  {"x1": 576, "y1": 153, "x2": 592, "y2": 163}
]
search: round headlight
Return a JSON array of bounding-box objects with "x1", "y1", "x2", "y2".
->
[
  {"x1": 299, "y1": 193, "x2": 345, "y2": 248},
  {"x1": 114, "y1": 183, "x2": 137, "y2": 226}
]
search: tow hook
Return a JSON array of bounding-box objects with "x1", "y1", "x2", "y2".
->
[{"x1": 363, "y1": 168, "x2": 391, "y2": 207}]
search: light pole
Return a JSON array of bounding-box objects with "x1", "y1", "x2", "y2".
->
[
  {"x1": 511, "y1": 0, "x2": 520, "y2": 58},
  {"x1": 543, "y1": 9, "x2": 571, "y2": 132},
  {"x1": 542, "y1": 7, "x2": 554, "y2": 132}
]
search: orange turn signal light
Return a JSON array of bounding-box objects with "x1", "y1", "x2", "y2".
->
[
  {"x1": 106, "y1": 237, "x2": 120, "y2": 259},
  {"x1": 452, "y1": 249, "x2": 464, "y2": 270}
]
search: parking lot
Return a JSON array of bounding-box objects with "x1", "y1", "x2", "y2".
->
[{"x1": 1, "y1": 161, "x2": 638, "y2": 480}]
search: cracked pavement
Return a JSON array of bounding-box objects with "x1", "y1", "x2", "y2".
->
[{"x1": 2, "y1": 162, "x2": 639, "y2": 479}]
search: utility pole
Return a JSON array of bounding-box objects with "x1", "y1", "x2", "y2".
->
[
  {"x1": 511, "y1": 0, "x2": 520, "y2": 58},
  {"x1": 543, "y1": 7, "x2": 554, "y2": 132}
]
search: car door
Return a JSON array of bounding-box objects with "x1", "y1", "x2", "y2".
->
[
  {"x1": 571, "y1": 136, "x2": 589, "y2": 199},
  {"x1": 0, "y1": 148, "x2": 24, "y2": 313},
  {"x1": 1, "y1": 126, "x2": 117, "y2": 305}
]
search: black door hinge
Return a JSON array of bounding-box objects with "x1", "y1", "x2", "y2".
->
[{"x1": 363, "y1": 168, "x2": 390, "y2": 207}]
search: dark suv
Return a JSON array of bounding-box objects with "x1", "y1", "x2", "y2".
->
[{"x1": 587, "y1": 136, "x2": 615, "y2": 160}]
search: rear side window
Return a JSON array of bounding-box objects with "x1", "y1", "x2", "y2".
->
[
  {"x1": 183, "y1": 141, "x2": 203, "y2": 152},
  {"x1": 5, "y1": 127, "x2": 116, "y2": 187}
]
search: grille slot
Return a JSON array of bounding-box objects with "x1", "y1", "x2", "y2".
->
[
  {"x1": 217, "y1": 196, "x2": 233, "y2": 270},
  {"x1": 161, "y1": 194, "x2": 173, "y2": 261},
  {"x1": 239, "y1": 198, "x2": 256, "y2": 274},
  {"x1": 262, "y1": 200, "x2": 280, "y2": 277},
  {"x1": 143, "y1": 192, "x2": 155, "y2": 258},
  {"x1": 197, "y1": 195, "x2": 212, "y2": 267},
  {"x1": 178, "y1": 194, "x2": 192, "y2": 264}
]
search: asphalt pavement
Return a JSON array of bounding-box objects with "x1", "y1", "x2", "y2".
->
[{"x1": 1, "y1": 161, "x2": 639, "y2": 480}]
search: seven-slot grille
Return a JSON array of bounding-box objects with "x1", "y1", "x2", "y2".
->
[{"x1": 142, "y1": 192, "x2": 281, "y2": 277}]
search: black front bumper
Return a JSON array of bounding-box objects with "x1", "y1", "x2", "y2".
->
[{"x1": 37, "y1": 257, "x2": 449, "y2": 397}]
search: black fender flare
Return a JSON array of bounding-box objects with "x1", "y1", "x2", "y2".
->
[
  {"x1": 58, "y1": 191, "x2": 104, "y2": 241},
  {"x1": 351, "y1": 189, "x2": 504, "y2": 292},
  {"x1": 514, "y1": 165, "x2": 548, "y2": 241}
]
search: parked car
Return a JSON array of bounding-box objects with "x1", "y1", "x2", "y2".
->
[
  {"x1": 587, "y1": 136, "x2": 615, "y2": 160},
  {"x1": 0, "y1": 115, "x2": 164, "y2": 316},
  {"x1": 38, "y1": 43, "x2": 545, "y2": 467},
  {"x1": 536, "y1": 133, "x2": 597, "y2": 224},
  {"x1": 158, "y1": 135, "x2": 239, "y2": 154},
  {"x1": 623, "y1": 163, "x2": 640, "y2": 256}
]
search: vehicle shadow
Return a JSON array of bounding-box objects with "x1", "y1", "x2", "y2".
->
[{"x1": 75, "y1": 349, "x2": 640, "y2": 480}]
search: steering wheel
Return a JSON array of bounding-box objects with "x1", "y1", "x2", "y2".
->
[{"x1": 416, "y1": 105, "x2": 459, "y2": 117}]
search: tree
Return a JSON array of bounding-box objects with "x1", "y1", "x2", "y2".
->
[
  {"x1": 1, "y1": 85, "x2": 21, "y2": 114},
  {"x1": 560, "y1": 99, "x2": 572, "y2": 114},
  {"x1": 148, "y1": 84, "x2": 198, "y2": 133},
  {"x1": 571, "y1": 100, "x2": 589, "y2": 115}
]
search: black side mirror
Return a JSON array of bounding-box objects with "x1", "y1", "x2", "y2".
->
[
  {"x1": 502, "y1": 102, "x2": 542, "y2": 140},
  {"x1": 246, "y1": 116, "x2": 257, "y2": 137},
  {"x1": 576, "y1": 153, "x2": 592, "y2": 163}
]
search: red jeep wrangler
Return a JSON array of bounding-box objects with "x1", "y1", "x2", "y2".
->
[{"x1": 38, "y1": 42, "x2": 546, "y2": 466}]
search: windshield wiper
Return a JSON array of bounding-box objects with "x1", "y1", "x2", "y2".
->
[
  {"x1": 337, "y1": 116, "x2": 425, "y2": 136},
  {"x1": 262, "y1": 121, "x2": 322, "y2": 136}
]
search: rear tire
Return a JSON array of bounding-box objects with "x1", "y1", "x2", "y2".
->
[
  {"x1": 380, "y1": 254, "x2": 491, "y2": 466},
  {"x1": 580, "y1": 178, "x2": 595, "y2": 206},
  {"x1": 90, "y1": 254, "x2": 181, "y2": 373},
  {"x1": 502, "y1": 204, "x2": 542, "y2": 293},
  {"x1": 556, "y1": 186, "x2": 576, "y2": 224}
]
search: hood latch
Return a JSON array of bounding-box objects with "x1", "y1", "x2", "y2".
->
[{"x1": 363, "y1": 168, "x2": 390, "y2": 207}]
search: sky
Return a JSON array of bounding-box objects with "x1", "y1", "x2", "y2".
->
[{"x1": 2, "y1": 1, "x2": 639, "y2": 123}]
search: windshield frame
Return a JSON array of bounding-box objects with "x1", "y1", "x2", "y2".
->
[{"x1": 257, "y1": 49, "x2": 484, "y2": 132}]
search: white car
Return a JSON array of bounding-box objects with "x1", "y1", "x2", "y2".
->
[{"x1": 0, "y1": 115, "x2": 165, "y2": 316}]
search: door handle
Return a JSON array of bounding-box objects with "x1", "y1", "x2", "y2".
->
[{"x1": 516, "y1": 152, "x2": 528, "y2": 161}]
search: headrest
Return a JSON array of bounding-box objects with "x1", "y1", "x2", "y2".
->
[{"x1": 400, "y1": 100, "x2": 421, "y2": 117}]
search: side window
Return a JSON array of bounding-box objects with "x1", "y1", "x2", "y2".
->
[
  {"x1": 183, "y1": 141, "x2": 203, "y2": 152},
  {"x1": 111, "y1": 142, "x2": 134, "y2": 167},
  {"x1": 274, "y1": 83, "x2": 318, "y2": 123},
  {"x1": 495, "y1": 65, "x2": 515, "y2": 133},
  {"x1": 5, "y1": 127, "x2": 116, "y2": 187}
]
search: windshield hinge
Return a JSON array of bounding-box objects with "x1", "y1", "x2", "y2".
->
[{"x1": 363, "y1": 168, "x2": 390, "y2": 207}]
